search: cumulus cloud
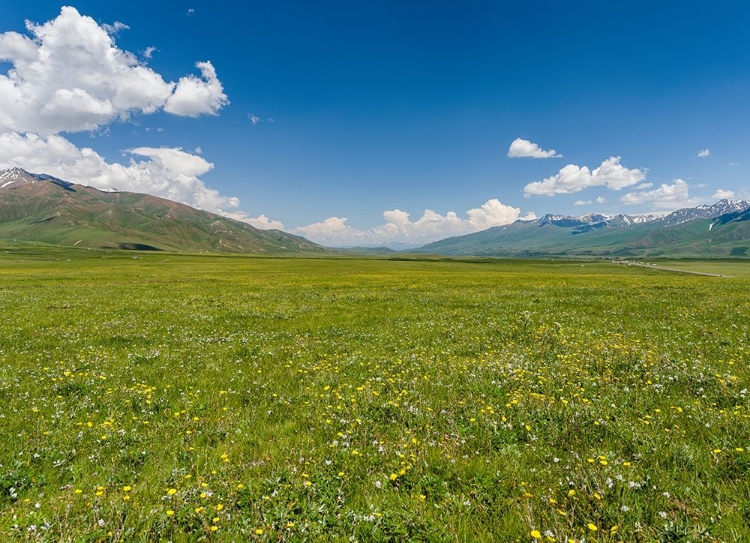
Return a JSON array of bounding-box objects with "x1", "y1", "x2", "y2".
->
[
  {"x1": 712, "y1": 189, "x2": 735, "y2": 200},
  {"x1": 222, "y1": 212, "x2": 284, "y2": 230},
  {"x1": 468, "y1": 199, "x2": 534, "y2": 229},
  {"x1": 293, "y1": 199, "x2": 536, "y2": 247},
  {"x1": 0, "y1": 6, "x2": 227, "y2": 135},
  {"x1": 573, "y1": 200, "x2": 591, "y2": 206},
  {"x1": 142, "y1": 46, "x2": 156, "y2": 59},
  {"x1": 243, "y1": 215, "x2": 285, "y2": 230},
  {"x1": 620, "y1": 179, "x2": 698, "y2": 209},
  {"x1": 163, "y1": 61, "x2": 228, "y2": 117},
  {"x1": 697, "y1": 148, "x2": 710, "y2": 158},
  {"x1": 507, "y1": 138, "x2": 562, "y2": 159},
  {"x1": 292, "y1": 217, "x2": 363, "y2": 245},
  {"x1": 524, "y1": 157, "x2": 646, "y2": 197},
  {"x1": 596, "y1": 196, "x2": 606, "y2": 203}
]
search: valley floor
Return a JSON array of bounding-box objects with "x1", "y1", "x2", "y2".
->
[
  {"x1": 633, "y1": 260, "x2": 750, "y2": 278},
  {"x1": 0, "y1": 250, "x2": 748, "y2": 541}
]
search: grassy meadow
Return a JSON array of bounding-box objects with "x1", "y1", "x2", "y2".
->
[
  {"x1": 0, "y1": 250, "x2": 748, "y2": 541},
  {"x1": 638, "y1": 260, "x2": 750, "y2": 278}
]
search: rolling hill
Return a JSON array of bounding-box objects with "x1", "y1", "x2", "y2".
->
[
  {"x1": 0, "y1": 168, "x2": 324, "y2": 254},
  {"x1": 415, "y1": 200, "x2": 750, "y2": 258}
]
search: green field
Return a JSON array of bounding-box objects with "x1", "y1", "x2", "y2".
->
[
  {"x1": 638, "y1": 260, "x2": 750, "y2": 278},
  {"x1": 1, "y1": 251, "x2": 748, "y2": 541}
]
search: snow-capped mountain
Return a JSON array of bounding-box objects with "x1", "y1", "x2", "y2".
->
[
  {"x1": 0, "y1": 167, "x2": 72, "y2": 190},
  {"x1": 660, "y1": 199, "x2": 750, "y2": 227},
  {"x1": 529, "y1": 211, "x2": 662, "y2": 233},
  {"x1": 518, "y1": 201, "x2": 748, "y2": 232},
  {"x1": 416, "y1": 198, "x2": 750, "y2": 257}
]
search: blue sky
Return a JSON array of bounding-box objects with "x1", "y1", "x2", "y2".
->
[{"x1": 0, "y1": 1, "x2": 748, "y2": 246}]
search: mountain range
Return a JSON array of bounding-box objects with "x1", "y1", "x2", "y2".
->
[
  {"x1": 416, "y1": 200, "x2": 750, "y2": 258},
  {"x1": 0, "y1": 168, "x2": 324, "y2": 254},
  {"x1": 1, "y1": 167, "x2": 748, "y2": 258}
]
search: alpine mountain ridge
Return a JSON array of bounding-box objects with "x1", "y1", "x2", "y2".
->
[
  {"x1": 0, "y1": 168, "x2": 324, "y2": 254},
  {"x1": 415, "y1": 199, "x2": 750, "y2": 258}
]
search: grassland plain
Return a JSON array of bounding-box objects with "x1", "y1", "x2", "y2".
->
[
  {"x1": 636, "y1": 260, "x2": 750, "y2": 278},
  {"x1": 0, "y1": 250, "x2": 748, "y2": 542}
]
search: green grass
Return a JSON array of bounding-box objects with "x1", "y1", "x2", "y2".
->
[
  {"x1": 640, "y1": 260, "x2": 750, "y2": 278},
  {"x1": 0, "y1": 250, "x2": 748, "y2": 541}
]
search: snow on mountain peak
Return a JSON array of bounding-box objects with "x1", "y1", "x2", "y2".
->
[{"x1": 0, "y1": 167, "x2": 33, "y2": 181}]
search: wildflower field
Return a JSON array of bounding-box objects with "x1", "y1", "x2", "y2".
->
[{"x1": 0, "y1": 250, "x2": 748, "y2": 541}]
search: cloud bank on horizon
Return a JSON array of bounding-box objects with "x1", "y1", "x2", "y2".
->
[
  {"x1": 0, "y1": 7, "x2": 741, "y2": 248},
  {"x1": 292, "y1": 200, "x2": 537, "y2": 247}
]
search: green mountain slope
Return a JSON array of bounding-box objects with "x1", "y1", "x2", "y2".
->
[
  {"x1": 416, "y1": 205, "x2": 750, "y2": 258},
  {"x1": 0, "y1": 170, "x2": 324, "y2": 254},
  {"x1": 620, "y1": 212, "x2": 750, "y2": 257}
]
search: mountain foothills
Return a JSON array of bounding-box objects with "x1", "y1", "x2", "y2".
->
[
  {"x1": 0, "y1": 168, "x2": 324, "y2": 254},
  {"x1": 0, "y1": 167, "x2": 748, "y2": 257},
  {"x1": 417, "y1": 200, "x2": 750, "y2": 258}
]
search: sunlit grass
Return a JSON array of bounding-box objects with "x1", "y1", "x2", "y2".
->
[
  {"x1": 641, "y1": 260, "x2": 750, "y2": 277},
  {"x1": 0, "y1": 251, "x2": 748, "y2": 540}
]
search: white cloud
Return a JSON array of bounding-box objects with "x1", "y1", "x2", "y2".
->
[
  {"x1": 101, "y1": 21, "x2": 129, "y2": 35},
  {"x1": 248, "y1": 113, "x2": 260, "y2": 125},
  {"x1": 467, "y1": 199, "x2": 534, "y2": 229},
  {"x1": 143, "y1": 46, "x2": 156, "y2": 59},
  {"x1": 128, "y1": 147, "x2": 215, "y2": 178},
  {"x1": 244, "y1": 215, "x2": 285, "y2": 230},
  {"x1": 573, "y1": 200, "x2": 591, "y2": 206},
  {"x1": 697, "y1": 148, "x2": 710, "y2": 158},
  {"x1": 712, "y1": 189, "x2": 735, "y2": 200},
  {"x1": 163, "y1": 61, "x2": 228, "y2": 117},
  {"x1": 524, "y1": 157, "x2": 646, "y2": 197},
  {"x1": 293, "y1": 199, "x2": 535, "y2": 247},
  {"x1": 0, "y1": 6, "x2": 228, "y2": 135},
  {"x1": 634, "y1": 182, "x2": 653, "y2": 189},
  {"x1": 293, "y1": 217, "x2": 363, "y2": 245},
  {"x1": 223, "y1": 212, "x2": 284, "y2": 230},
  {"x1": 596, "y1": 196, "x2": 606, "y2": 203},
  {"x1": 0, "y1": 131, "x2": 245, "y2": 213},
  {"x1": 507, "y1": 138, "x2": 561, "y2": 159},
  {"x1": 620, "y1": 179, "x2": 698, "y2": 209}
]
